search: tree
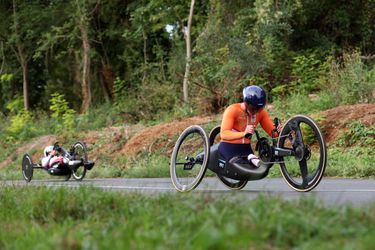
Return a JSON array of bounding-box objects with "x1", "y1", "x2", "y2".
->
[
  {"x1": 2, "y1": 1, "x2": 52, "y2": 111},
  {"x1": 182, "y1": 0, "x2": 195, "y2": 103},
  {"x1": 75, "y1": 0, "x2": 93, "y2": 112},
  {"x1": 35, "y1": 0, "x2": 97, "y2": 113},
  {"x1": 11, "y1": 0, "x2": 29, "y2": 110}
]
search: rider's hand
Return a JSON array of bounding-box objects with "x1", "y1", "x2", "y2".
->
[{"x1": 244, "y1": 125, "x2": 255, "y2": 137}]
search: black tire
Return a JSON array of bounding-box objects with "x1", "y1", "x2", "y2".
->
[
  {"x1": 64, "y1": 174, "x2": 71, "y2": 181},
  {"x1": 170, "y1": 125, "x2": 210, "y2": 192},
  {"x1": 71, "y1": 142, "x2": 87, "y2": 181},
  {"x1": 209, "y1": 126, "x2": 247, "y2": 190},
  {"x1": 22, "y1": 154, "x2": 33, "y2": 182},
  {"x1": 278, "y1": 115, "x2": 327, "y2": 192}
]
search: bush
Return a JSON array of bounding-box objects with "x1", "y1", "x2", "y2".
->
[
  {"x1": 114, "y1": 80, "x2": 177, "y2": 123},
  {"x1": 49, "y1": 92, "x2": 76, "y2": 130},
  {"x1": 326, "y1": 51, "x2": 375, "y2": 105},
  {"x1": 337, "y1": 121, "x2": 375, "y2": 147},
  {"x1": 6, "y1": 110, "x2": 36, "y2": 141}
]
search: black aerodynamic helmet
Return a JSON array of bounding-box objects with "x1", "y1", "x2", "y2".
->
[{"x1": 242, "y1": 85, "x2": 267, "y2": 109}]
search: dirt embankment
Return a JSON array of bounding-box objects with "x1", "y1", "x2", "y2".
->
[
  {"x1": 118, "y1": 116, "x2": 214, "y2": 156},
  {"x1": 319, "y1": 104, "x2": 375, "y2": 144},
  {"x1": 0, "y1": 135, "x2": 56, "y2": 169},
  {"x1": 1, "y1": 104, "x2": 374, "y2": 169}
]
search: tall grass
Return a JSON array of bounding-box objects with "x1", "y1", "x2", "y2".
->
[{"x1": 1, "y1": 186, "x2": 375, "y2": 249}]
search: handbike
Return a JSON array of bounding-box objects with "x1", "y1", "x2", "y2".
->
[
  {"x1": 170, "y1": 115, "x2": 327, "y2": 192},
  {"x1": 21, "y1": 142, "x2": 95, "y2": 182}
]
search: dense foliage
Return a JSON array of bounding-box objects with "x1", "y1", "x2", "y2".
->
[{"x1": 0, "y1": 0, "x2": 374, "y2": 139}]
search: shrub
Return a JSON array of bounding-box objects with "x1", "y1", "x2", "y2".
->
[
  {"x1": 49, "y1": 92, "x2": 76, "y2": 130},
  {"x1": 6, "y1": 110, "x2": 35, "y2": 140},
  {"x1": 327, "y1": 51, "x2": 375, "y2": 105},
  {"x1": 114, "y1": 80, "x2": 177, "y2": 123},
  {"x1": 3, "y1": 97, "x2": 36, "y2": 141},
  {"x1": 337, "y1": 121, "x2": 375, "y2": 147}
]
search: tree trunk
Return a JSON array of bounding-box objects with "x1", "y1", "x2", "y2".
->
[
  {"x1": 79, "y1": 19, "x2": 91, "y2": 113},
  {"x1": 142, "y1": 30, "x2": 148, "y2": 84},
  {"x1": 21, "y1": 60, "x2": 29, "y2": 110},
  {"x1": 183, "y1": 0, "x2": 195, "y2": 103},
  {"x1": 100, "y1": 61, "x2": 114, "y2": 102},
  {"x1": 13, "y1": 0, "x2": 29, "y2": 110}
]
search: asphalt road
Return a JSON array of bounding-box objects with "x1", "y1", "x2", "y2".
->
[{"x1": 3, "y1": 177, "x2": 375, "y2": 207}]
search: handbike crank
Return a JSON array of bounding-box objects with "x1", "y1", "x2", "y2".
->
[
  {"x1": 294, "y1": 146, "x2": 304, "y2": 161},
  {"x1": 293, "y1": 143, "x2": 313, "y2": 161},
  {"x1": 183, "y1": 155, "x2": 203, "y2": 170}
]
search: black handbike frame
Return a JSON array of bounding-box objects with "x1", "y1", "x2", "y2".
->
[
  {"x1": 170, "y1": 115, "x2": 327, "y2": 192},
  {"x1": 22, "y1": 141, "x2": 95, "y2": 182}
]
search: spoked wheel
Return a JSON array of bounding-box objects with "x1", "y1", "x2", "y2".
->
[
  {"x1": 209, "y1": 126, "x2": 248, "y2": 190},
  {"x1": 22, "y1": 154, "x2": 33, "y2": 182},
  {"x1": 71, "y1": 142, "x2": 87, "y2": 181},
  {"x1": 170, "y1": 125, "x2": 210, "y2": 192},
  {"x1": 278, "y1": 115, "x2": 327, "y2": 192}
]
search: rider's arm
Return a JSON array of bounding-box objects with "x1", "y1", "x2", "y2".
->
[
  {"x1": 41, "y1": 155, "x2": 52, "y2": 168},
  {"x1": 259, "y1": 110, "x2": 278, "y2": 137},
  {"x1": 220, "y1": 106, "x2": 246, "y2": 140}
]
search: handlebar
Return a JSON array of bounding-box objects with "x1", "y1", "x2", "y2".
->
[
  {"x1": 244, "y1": 133, "x2": 253, "y2": 139},
  {"x1": 244, "y1": 117, "x2": 280, "y2": 141},
  {"x1": 274, "y1": 117, "x2": 279, "y2": 128},
  {"x1": 53, "y1": 142, "x2": 62, "y2": 153}
]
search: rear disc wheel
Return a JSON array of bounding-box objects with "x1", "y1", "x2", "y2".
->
[{"x1": 22, "y1": 154, "x2": 33, "y2": 182}]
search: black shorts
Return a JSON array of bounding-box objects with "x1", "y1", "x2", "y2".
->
[{"x1": 218, "y1": 142, "x2": 254, "y2": 162}]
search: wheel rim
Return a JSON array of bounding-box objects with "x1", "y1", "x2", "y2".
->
[
  {"x1": 278, "y1": 115, "x2": 327, "y2": 192},
  {"x1": 170, "y1": 126, "x2": 209, "y2": 192},
  {"x1": 22, "y1": 154, "x2": 33, "y2": 182},
  {"x1": 209, "y1": 126, "x2": 248, "y2": 190},
  {"x1": 71, "y1": 142, "x2": 87, "y2": 180}
]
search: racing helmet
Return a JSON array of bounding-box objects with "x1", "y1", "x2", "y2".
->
[
  {"x1": 242, "y1": 85, "x2": 267, "y2": 110},
  {"x1": 44, "y1": 145, "x2": 54, "y2": 157}
]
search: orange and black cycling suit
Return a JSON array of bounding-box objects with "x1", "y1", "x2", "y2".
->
[{"x1": 219, "y1": 103, "x2": 276, "y2": 161}]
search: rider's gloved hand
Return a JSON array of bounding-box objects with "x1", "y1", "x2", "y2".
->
[{"x1": 244, "y1": 125, "x2": 255, "y2": 137}]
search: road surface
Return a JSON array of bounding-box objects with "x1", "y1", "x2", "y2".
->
[{"x1": 3, "y1": 177, "x2": 375, "y2": 207}]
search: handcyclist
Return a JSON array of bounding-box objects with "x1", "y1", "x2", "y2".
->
[
  {"x1": 41, "y1": 145, "x2": 67, "y2": 169},
  {"x1": 219, "y1": 85, "x2": 281, "y2": 167},
  {"x1": 41, "y1": 144, "x2": 82, "y2": 170}
]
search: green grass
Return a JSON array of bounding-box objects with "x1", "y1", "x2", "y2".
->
[
  {"x1": 325, "y1": 147, "x2": 375, "y2": 178},
  {"x1": 0, "y1": 186, "x2": 375, "y2": 249}
]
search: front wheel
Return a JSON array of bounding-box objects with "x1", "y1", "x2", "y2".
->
[
  {"x1": 170, "y1": 125, "x2": 210, "y2": 192},
  {"x1": 278, "y1": 115, "x2": 327, "y2": 192},
  {"x1": 209, "y1": 126, "x2": 247, "y2": 190},
  {"x1": 71, "y1": 142, "x2": 87, "y2": 181},
  {"x1": 22, "y1": 154, "x2": 33, "y2": 182}
]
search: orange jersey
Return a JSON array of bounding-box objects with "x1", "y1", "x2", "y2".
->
[{"x1": 220, "y1": 103, "x2": 275, "y2": 144}]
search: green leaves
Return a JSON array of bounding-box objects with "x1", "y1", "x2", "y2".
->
[{"x1": 49, "y1": 92, "x2": 76, "y2": 129}]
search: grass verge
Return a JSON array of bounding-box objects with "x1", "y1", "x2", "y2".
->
[{"x1": 1, "y1": 186, "x2": 375, "y2": 249}]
